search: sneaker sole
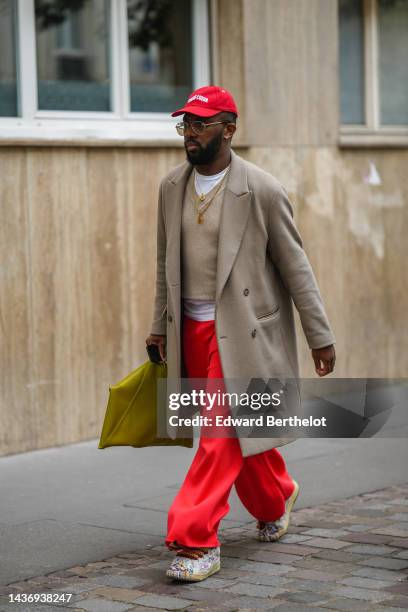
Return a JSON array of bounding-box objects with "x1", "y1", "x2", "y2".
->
[
  {"x1": 258, "y1": 479, "x2": 300, "y2": 542},
  {"x1": 166, "y1": 560, "x2": 221, "y2": 582}
]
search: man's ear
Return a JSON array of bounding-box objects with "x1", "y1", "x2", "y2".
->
[{"x1": 224, "y1": 123, "x2": 236, "y2": 140}]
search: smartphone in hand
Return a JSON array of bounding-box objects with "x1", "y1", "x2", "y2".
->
[{"x1": 146, "y1": 343, "x2": 164, "y2": 364}]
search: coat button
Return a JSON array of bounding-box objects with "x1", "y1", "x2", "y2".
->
[
  {"x1": 251, "y1": 329, "x2": 257, "y2": 338},
  {"x1": 243, "y1": 288, "x2": 249, "y2": 296},
  {"x1": 167, "y1": 315, "x2": 173, "y2": 322}
]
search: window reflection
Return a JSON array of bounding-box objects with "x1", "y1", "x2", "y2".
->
[
  {"x1": 378, "y1": 0, "x2": 408, "y2": 125},
  {"x1": 339, "y1": 0, "x2": 365, "y2": 125},
  {"x1": 127, "y1": 0, "x2": 193, "y2": 112},
  {"x1": 35, "y1": 0, "x2": 111, "y2": 111},
  {"x1": 0, "y1": 0, "x2": 18, "y2": 116}
]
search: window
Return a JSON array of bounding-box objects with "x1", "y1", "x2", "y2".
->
[
  {"x1": 378, "y1": 0, "x2": 408, "y2": 125},
  {"x1": 0, "y1": 0, "x2": 210, "y2": 144},
  {"x1": 35, "y1": 0, "x2": 111, "y2": 111},
  {"x1": 0, "y1": 0, "x2": 18, "y2": 117},
  {"x1": 339, "y1": 0, "x2": 408, "y2": 146},
  {"x1": 127, "y1": 0, "x2": 193, "y2": 113},
  {"x1": 339, "y1": 0, "x2": 365, "y2": 125}
]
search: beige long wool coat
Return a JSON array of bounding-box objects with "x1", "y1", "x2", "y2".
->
[{"x1": 150, "y1": 149, "x2": 336, "y2": 457}]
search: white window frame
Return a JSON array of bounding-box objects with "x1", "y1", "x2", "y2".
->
[
  {"x1": 339, "y1": 0, "x2": 408, "y2": 148},
  {"x1": 0, "y1": 0, "x2": 211, "y2": 146}
]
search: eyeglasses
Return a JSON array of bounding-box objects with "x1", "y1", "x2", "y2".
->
[{"x1": 175, "y1": 120, "x2": 229, "y2": 136}]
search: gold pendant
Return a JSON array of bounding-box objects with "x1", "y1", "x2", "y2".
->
[{"x1": 199, "y1": 193, "x2": 205, "y2": 202}]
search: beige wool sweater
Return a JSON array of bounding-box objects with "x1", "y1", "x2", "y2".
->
[{"x1": 181, "y1": 169, "x2": 229, "y2": 300}]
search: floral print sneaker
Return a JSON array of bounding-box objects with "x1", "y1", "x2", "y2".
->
[
  {"x1": 257, "y1": 479, "x2": 300, "y2": 542},
  {"x1": 166, "y1": 545, "x2": 221, "y2": 582}
]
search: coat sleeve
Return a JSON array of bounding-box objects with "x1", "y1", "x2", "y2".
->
[
  {"x1": 267, "y1": 184, "x2": 336, "y2": 350},
  {"x1": 150, "y1": 180, "x2": 167, "y2": 336}
]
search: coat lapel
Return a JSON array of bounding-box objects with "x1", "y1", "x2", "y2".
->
[
  {"x1": 165, "y1": 149, "x2": 252, "y2": 304},
  {"x1": 215, "y1": 150, "x2": 252, "y2": 304},
  {"x1": 165, "y1": 160, "x2": 193, "y2": 286}
]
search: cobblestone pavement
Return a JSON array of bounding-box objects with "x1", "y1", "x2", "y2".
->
[{"x1": 1, "y1": 483, "x2": 408, "y2": 611}]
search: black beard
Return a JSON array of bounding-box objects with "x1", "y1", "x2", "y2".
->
[{"x1": 185, "y1": 130, "x2": 223, "y2": 165}]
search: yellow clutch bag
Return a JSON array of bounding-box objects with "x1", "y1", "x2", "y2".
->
[{"x1": 98, "y1": 360, "x2": 193, "y2": 449}]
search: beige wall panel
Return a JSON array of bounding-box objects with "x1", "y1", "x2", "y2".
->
[
  {"x1": 216, "y1": 0, "x2": 247, "y2": 143},
  {"x1": 124, "y1": 149, "x2": 185, "y2": 372},
  {"x1": 85, "y1": 149, "x2": 133, "y2": 437},
  {"x1": 0, "y1": 149, "x2": 34, "y2": 454},
  {"x1": 242, "y1": 0, "x2": 338, "y2": 146},
  {"x1": 333, "y1": 150, "x2": 408, "y2": 379},
  {"x1": 0, "y1": 145, "x2": 406, "y2": 455},
  {"x1": 380, "y1": 154, "x2": 408, "y2": 379},
  {"x1": 337, "y1": 149, "x2": 408, "y2": 379},
  {"x1": 243, "y1": 146, "x2": 298, "y2": 194},
  {"x1": 0, "y1": 147, "x2": 190, "y2": 456},
  {"x1": 24, "y1": 150, "x2": 58, "y2": 450},
  {"x1": 25, "y1": 149, "x2": 99, "y2": 449},
  {"x1": 297, "y1": 147, "x2": 407, "y2": 378},
  {"x1": 295, "y1": 147, "x2": 362, "y2": 378}
]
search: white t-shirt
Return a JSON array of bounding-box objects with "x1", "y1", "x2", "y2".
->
[
  {"x1": 183, "y1": 165, "x2": 230, "y2": 322},
  {"x1": 194, "y1": 165, "x2": 229, "y2": 197}
]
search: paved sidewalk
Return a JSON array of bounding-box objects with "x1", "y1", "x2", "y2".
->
[
  {"x1": 1, "y1": 484, "x2": 408, "y2": 611},
  {"x1": 3, "y1": 437, "x2": 407, "y2": 586}
]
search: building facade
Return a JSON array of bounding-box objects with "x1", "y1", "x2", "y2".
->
[{"x1": 0, "y1": 0, "x2": 407, "y2": 456}]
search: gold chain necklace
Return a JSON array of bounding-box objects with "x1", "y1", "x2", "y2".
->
[{"x1": 193, "y1": 168, "x2": 230, "y2": 224}]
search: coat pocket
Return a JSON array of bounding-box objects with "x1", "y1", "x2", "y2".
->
[{"x1": 256, "y1": 305, "x2": 280, "y2": 324}]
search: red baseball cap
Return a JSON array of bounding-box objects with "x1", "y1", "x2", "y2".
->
[{"x1": 171, "y1": 85, "x2": 238, "y2": 118}]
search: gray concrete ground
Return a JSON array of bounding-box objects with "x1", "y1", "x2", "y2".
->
[
  {"x1": 0, "y1": 385, "x2": 407, "y2": 609},
  {"x1": 1, "y1": 434, "x2": 408, "y2": 589},
  {"x1": 1, "y1": 460, "x2": 408, "y2": 611}
]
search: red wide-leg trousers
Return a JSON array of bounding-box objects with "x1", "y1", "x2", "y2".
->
[{"x1": 165, "y1": 315, "x2": 296, "y2": 549}]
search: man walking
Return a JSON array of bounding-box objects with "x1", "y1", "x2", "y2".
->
[{"x1": 146, "y1": 86, "x2": 336, "y2": 582}]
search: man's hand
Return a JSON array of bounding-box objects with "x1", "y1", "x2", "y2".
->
[
  {"x1": 146, "y1": 334, "x2": 167, "y2": 363},
  {"x1": 311, "y1": 344, "x2": 336, "y2": 376}
]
